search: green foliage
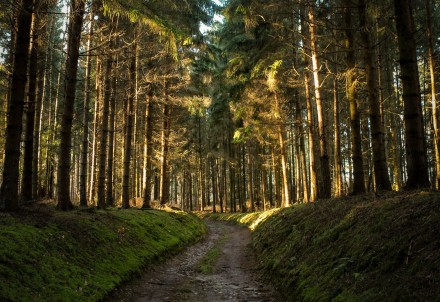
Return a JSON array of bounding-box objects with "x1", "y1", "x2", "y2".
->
[{"x1": 0, "y1": 208, "x2": 206, "y2": 301}]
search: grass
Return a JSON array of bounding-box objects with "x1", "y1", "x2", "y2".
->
[
  {"x1": 201, "y1": 191, "x2": 440, "y2": 301},
  {"x1": 0, "y1": 205, "x2": 206, "y2": 301},
  {"x1": 196, "y1": 234, "x2": 228, "y2": 274}
]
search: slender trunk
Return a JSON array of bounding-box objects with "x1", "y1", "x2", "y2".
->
[
  {"x1": 308, "y1": 0, "x2": 331, "y2": 198},
  {"x1": 425, "y1": 0, "x2": 440, "y2": 189},
  {"x1": 159, "y1": 98, "x2": 171, "y2": 206},
  {"x1": 106, "y1": 61, "x2": 116, "y2": 207},
  {"x1": 142, "y1": 92, "x2": 154, "y2": 208},
  {"x1": 0, "y1": 0, "x2": 34, "y2": 211},
  {"x1": 79, "y1": 6, "x2": 94, "y2": 207},
  {"x1": 97, "y1": 35, "x2": 113, "y2": 209},
  {"x1": 247, "y1": 141, "x2": 255, "y2": 211},
  {"x1": 122, "y1": 36, "x2": 137, "y2": 209},
  {"x1": 359, "y1": 0, "x2": 391, "y2": 191},
  {"x1": 56, "y1": 0, "x2": 86, "y2": 210},
  {"x1": 275, "y1": 95, "x2": 290, "y2": 207},
  {"x1": 394, "y1": 0, "x2": 430, "y2": 188},
  {"x1": 333, "y1": 75, "x2": 342, "y2": 197}
]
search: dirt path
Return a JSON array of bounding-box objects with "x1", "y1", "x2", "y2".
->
[{"x1": 107, "y1": 220, "x2": 279, "y2": 302}]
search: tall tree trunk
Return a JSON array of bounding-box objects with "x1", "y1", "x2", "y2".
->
[
  {"x1": 122, "y1": 35, "x2": 137, "y2": 209},
  {"x1": 106, "y1": 60, "x2": 116, "y2": 207},
  {"x1": 425, "y1": 0, "x2": 440, "y2": 189},
  {"x1": 22, "y1": 14, "x2": 39, "y2": 202},
  {"x1": 57, "y1": 0, "x2": 85, "y2": 211},
  {"x1": 142, "y1": 91, "x2": 154, "y2": 208},
  {"x1": 97, "y1": 32, "x2": 114, "y2": 209},
  {"x1": 393, "y1": 0, "x2": 430, "y2": 188},
  {"x1": 344, "y1": 1, "x2": 365, "y2": 194},
  {"x1": 333, "y1": 75, "x2": 342, "y2": 197},
  {"x1": 159, "y1": 97, "x2": 171, "y2": 206},
  {"x1": 0, "y1": 0, "x2": 34, "y2": 211},
  {"x1": 300, "y1": 3, "x2": 317, "y2": 201},
  {"x1": 79, "y1": 5, "x2": 94, "y2": 207},
  {"x1": 56, "y1": 0, "x2": 86, "y2": 210},
  {"x1": 308, "y1": 0, "x2": 331, "y2": 198},
  {"x1": 275, "y1": 94, "x2": 290, "y2": 207},
  {"x1": 359, "y1": 0, "x2": 391, "y2": 191}
]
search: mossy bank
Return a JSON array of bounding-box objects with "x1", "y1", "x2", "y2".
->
[
  {"x1": 200, "y1": 191, "x2": 440, "y2": 301},
  {"x1": 0, "y1": 205, "x2": 206, "y2": 301}
]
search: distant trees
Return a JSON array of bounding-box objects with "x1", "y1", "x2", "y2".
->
[{"x1": 0, "y1": 0, "x2": 438, "y2": 212}]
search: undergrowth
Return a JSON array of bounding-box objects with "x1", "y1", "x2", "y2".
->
[
  {"x1": 0, "y1": 206, "x2": 206, "y2": 301},
  {"x1": 201, "y1": 191, "x2": 440, "y2": 301}
]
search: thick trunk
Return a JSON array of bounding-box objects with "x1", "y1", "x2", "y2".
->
[
  {"x1": 0, "y1": 0, "x2": 34, "y2": 211},
  {"x1": 394, "y1": 0, "x2": 430, "y2": 188},
  {"x1": 359, "y1": 0, "x2": 391, "y2": 191},
  {"x1": 56, "y1": 0, "x2": 86, "y2": 210},
  {"x1": 22, "y1": 15, "x2": 39, "y2": 202},
  {"x1": 345, "y1": 1, "x2": 365, "y2": 194},
  {"x1": 300, "y1": 3, "x2": 317, "y2": 201}
]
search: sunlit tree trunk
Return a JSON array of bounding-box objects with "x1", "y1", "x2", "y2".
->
[
  {"x1": 300, "y1": 3, "x2": 317, "y2": 201},
  {"x1": 308, "y1": 0, "x2": 331, "y2": 198},
  {"x1": 393, "y1": 0, "x2": 430, "y2": 188},
  {"x1": 425, "y1": 0, "x2": 439, "y2": 189},
  {"x1": 56, "y1": 0, "x2": 86, "y2": 210},
  {"x1": 0, "y1": 0, "x2": 34, "y2": 211}
]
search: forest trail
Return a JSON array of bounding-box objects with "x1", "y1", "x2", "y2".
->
[{"x1": 107, "y1": 220, "x2": 279, "y2": 302}]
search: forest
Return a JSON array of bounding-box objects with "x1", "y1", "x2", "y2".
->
[
  {"x1": 1, "y1": 0, "x2": 440, "y2": 301},
  {"x1": 0, "y1": 0, "x2": 439, "y2": 212}
]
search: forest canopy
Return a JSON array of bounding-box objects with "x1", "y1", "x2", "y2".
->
[{"x1": 0, "y1": 0, "x2": 439, "y2": 212}]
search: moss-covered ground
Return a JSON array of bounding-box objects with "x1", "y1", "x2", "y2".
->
[
  {"x1": 0, "y1": 205, "x2": 206, "y2": 301},
  {"x1": 199, "y1": 191, "x2": 440, "y2": 301}
]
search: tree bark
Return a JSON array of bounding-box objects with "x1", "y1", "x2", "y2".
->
[
  {"x1": 0, "y1": 0, "x2": 34, "y2": 211},
  {"x1": 122, "y1": 35, "x2": 137, "y2": 209},
  {"x1": 308, "y1": 0, "x2": 331, "y2": 198},
  {"x1": 22, "y1": 14, "x2": 39, "y2": 202},
  {"x1": 79, "y1": 5, "x2": 95, "y2": 207},
  {"x1": 359, "y1": 0, "x2": 391, "y2": 191},
  {"x1": 344, "y1": 1, "x2": 365, "y2": 194},
  {"x1": 159, "y1": 96, "x2": 171, "y2": 206},
  {"x1": 56, "y1": 0, "x2": 86, "y2": 210},
  {"x1": 393, "y1": 0, "x2": 430, "y2": 188}
]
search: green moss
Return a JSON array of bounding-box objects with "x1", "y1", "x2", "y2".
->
[
  {"x1": 0, "y1": 208, "x2": 206, "y2": 301},
  {"x1": 201, "y1": 191, "x2": 440, "y2": 301}
]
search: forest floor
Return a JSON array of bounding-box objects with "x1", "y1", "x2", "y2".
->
[{"x1": 107, "y1": 220, "x2": 279, "y2": 302}]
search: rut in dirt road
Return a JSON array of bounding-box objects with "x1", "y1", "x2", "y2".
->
[{"x1": 108, "y1": 220, "x2": 279, "y2": 302}]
